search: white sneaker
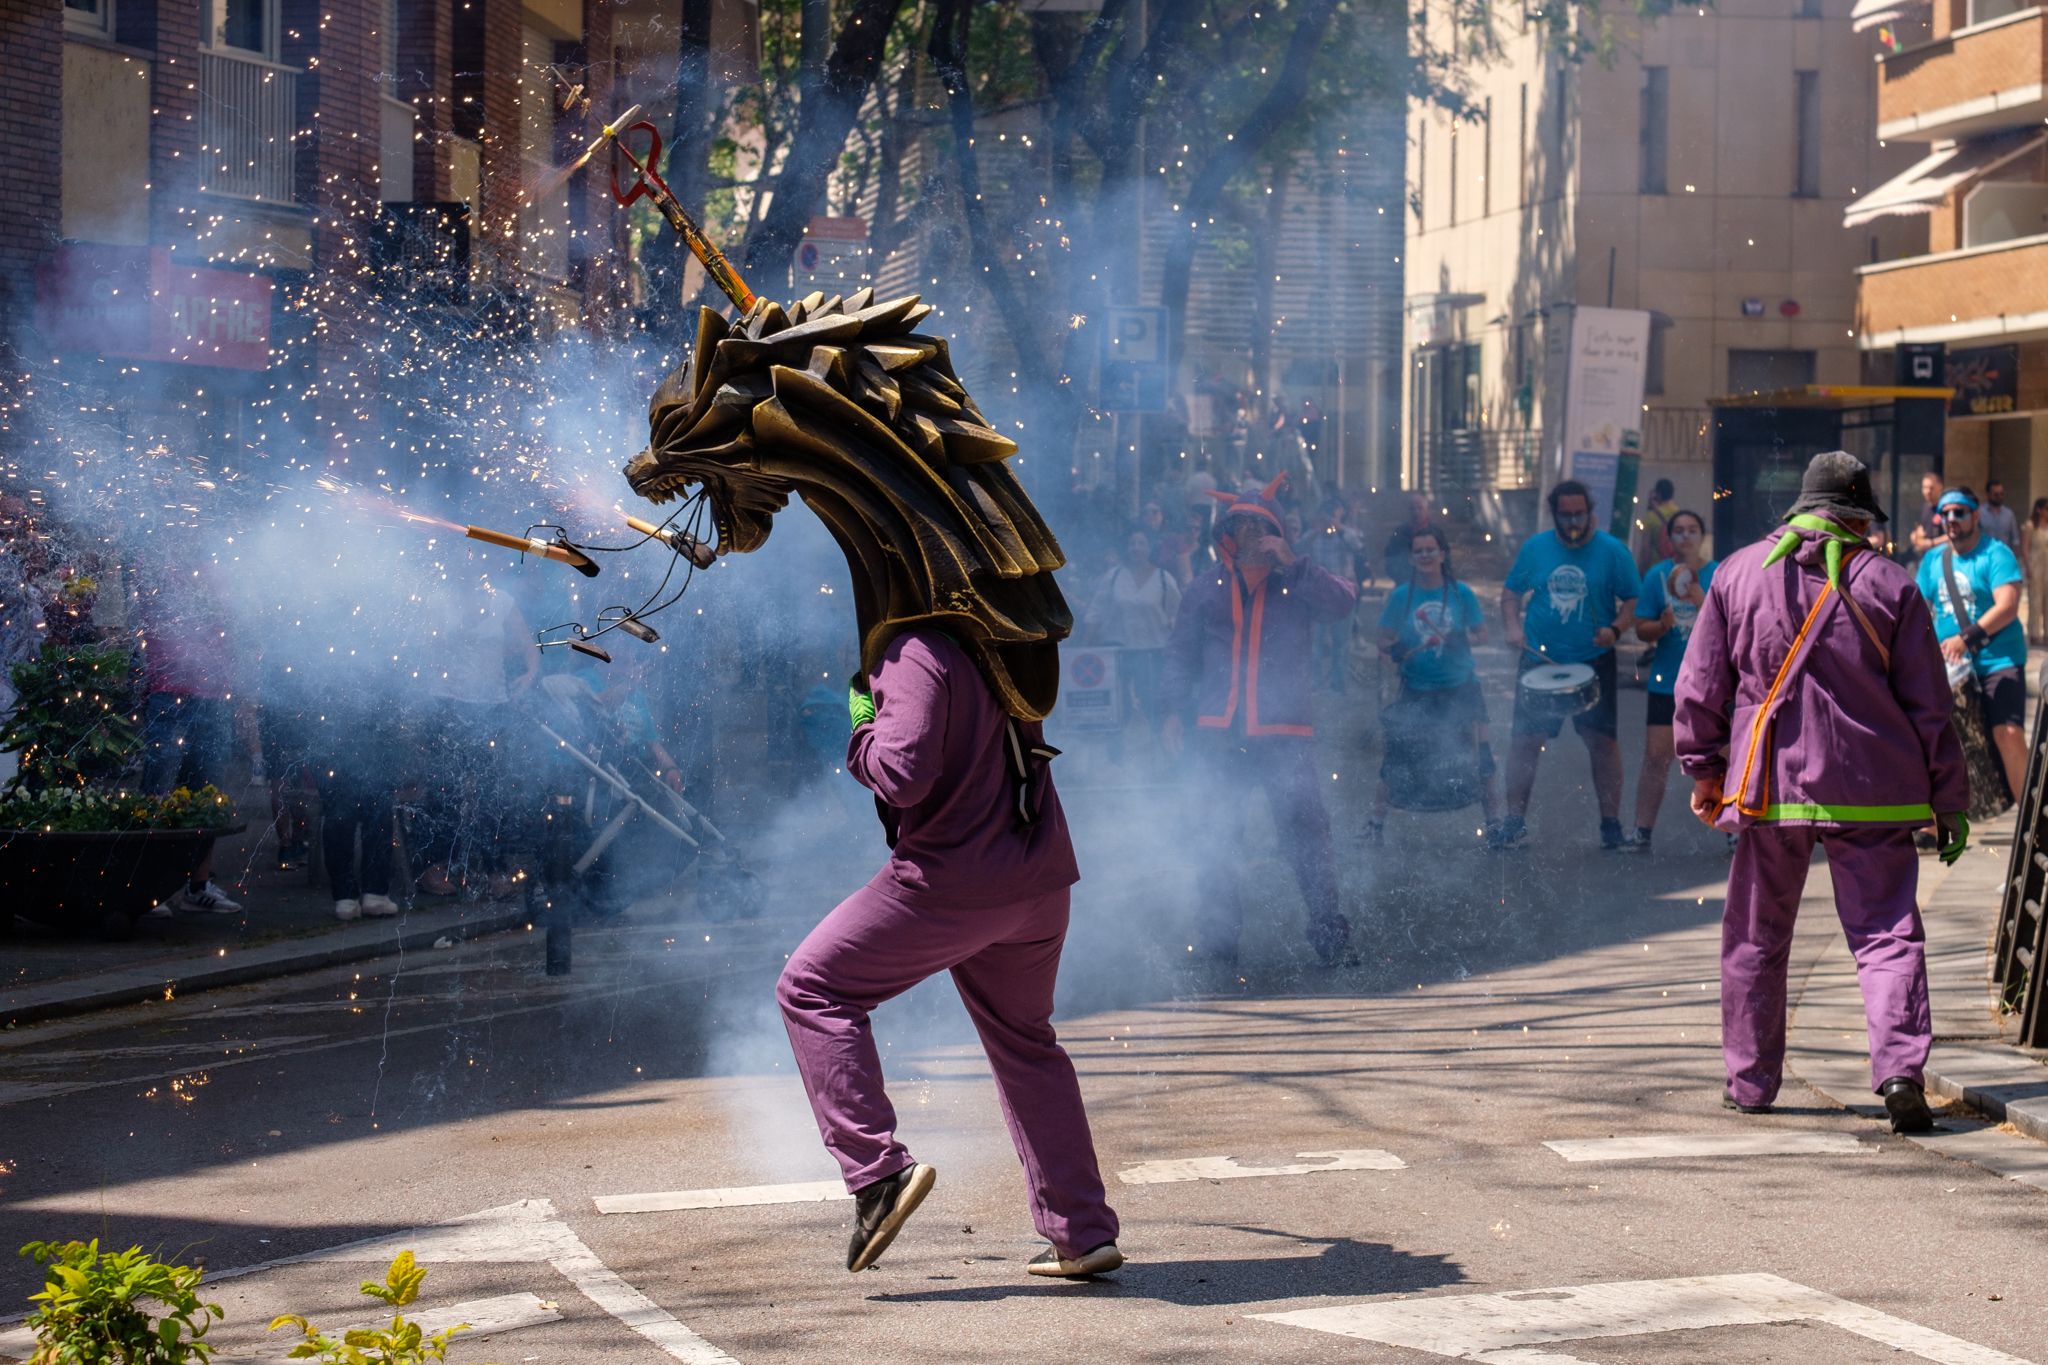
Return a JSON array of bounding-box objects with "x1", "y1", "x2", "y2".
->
[
  {"x1": 359, "y1": 893, "x2": 400, "y2": 917},
  {"x1": 334, "y1": 899, "x2": 361, "y2": 921},
  {"x1": 182, "y1": 882, "x2": 242, "y2": 914},
  {"x1": 145, "y1": 899, "x2": 176, "y2": 919}
]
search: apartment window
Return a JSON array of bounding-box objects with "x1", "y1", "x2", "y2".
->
[
  {"x1": 382, "y1": 0, "x2": 400, "y2": 74},
  {"x1": 1415, "y1": 122, "x2": 1427, "y2": 227},
  {"x1": 1640, "y1": 67, "x2": 1668, "y2": 195},
  {"x1": 1729, "y1": 349, "x2": 1816, "y2": 395},
  {"x1": 1482, "y1": 97, "x2": 1493, "y2": 218},
  {"x1": 1449, "y1": 124, "x2": 1459, "y2": 226},
  {"x1": 1517, "y1": 83, "x2": 1528, "y2": 207},
  {"x1": 64, "y1": 0, "x2": 112, "y2": 37},
  {"x1": 1799, "y1": 0, "x2": 1822, "y2": 15},
  {"x1": 209, "y1": 0, "x2": 279, "y2": 59},
  {"x1": 1794, "y1": 71, "x2": 1821, "y2": 198}
]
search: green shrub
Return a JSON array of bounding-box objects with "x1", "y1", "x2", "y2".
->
[
  {"x1": 268, "y1": 1252, "x2": 494, "y2": 1365},
  {"x1": 17, "y1": 1239, "x2": 222, "y2": 1364},
  {"x1": 0, "y1": 784, "x2": 237, "y2": 834},
  {"x1": 1, "y1": 642, "x2": 140, "y2": 797}
]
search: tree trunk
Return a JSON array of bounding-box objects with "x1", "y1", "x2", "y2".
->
[
  {"x1": 645, "y1": 0, "x2": 716, "y2": 332},
  {"x1": 1160, "y1": 0, "x2": 1341, "y2": 383},
  {"x1": 740, "y1": 0, "x2": 911, "y2": 282}
]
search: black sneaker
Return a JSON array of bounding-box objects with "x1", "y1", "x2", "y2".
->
[
  {"x1": 1600, "y1": 818, "x2": 1631, "y2": 850},
  {"x1": 1026, "y1": 1242, "x2": 1124, "y2": 1278},
  {"x1": 1721, "y1": 1089, "x2": 1771, "y2": 1114},
  {"x1": 846, "y1": 1162, "x2": 936, "y2": 1272},
  {"x1": 1879, "y1": 1076, "x2": 1934, "y2": 1134},
  {"x1": 1486, "y1": 817, "x2": 1527, "y2": 851}
]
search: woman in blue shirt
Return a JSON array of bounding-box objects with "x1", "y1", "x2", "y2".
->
[
  {"x1": 1628, "y1": 509, "x2": 1715, "y2": 851},
  {"x1": 1369, "y1": 527, "x2": 1501, "y2": 842}
]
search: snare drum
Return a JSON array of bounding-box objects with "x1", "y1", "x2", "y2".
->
[{"x1": 1518, "y1": 662, "x2": 1601, "y2": 720}]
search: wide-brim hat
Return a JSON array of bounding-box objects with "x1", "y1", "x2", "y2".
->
[{"x1": 1783, "y1": 450, "x2": 1888, "y2": 527}]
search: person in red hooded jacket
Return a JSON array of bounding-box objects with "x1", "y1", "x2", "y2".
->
[{"x1": 1162, "y1": 475, "x2": 1358, "y2": 967}]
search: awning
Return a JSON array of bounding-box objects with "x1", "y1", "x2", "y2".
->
[
  {"x1": 1842, "y1": 134, "x2": 2046, "y2": 226},
  {"x1": 1851, "y1": 0, "x2": 1923, "y2": 31}
]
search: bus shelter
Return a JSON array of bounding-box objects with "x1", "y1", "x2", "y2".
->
[{"x1": 1708, "y1": 385, "x2": 1951, "y2": 556}]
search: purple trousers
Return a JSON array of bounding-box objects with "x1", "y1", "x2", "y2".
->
[
  {"x1": 776, "y1": 883, "x2": 1120, "y2": 1258},
  {"x1": 1722, "y1": 824, "x2": 1931, "y2": 1108}
]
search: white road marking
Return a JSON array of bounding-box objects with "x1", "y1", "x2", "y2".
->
[
  {"x1": 597, "y1": 1180, "x2": 849, "y2": 1213},
  {"x1": 1254, "y1": 1272, "x2": 2029, "y2": 1364},
  {"x1": 1542, "y1": 1132, "x2": 1871, "y2": 1163},
  {"x1": 1117, "y1": 1148, "x2": 1405, "y2": 1185},
  {"x1": 266, "y1": 1200, "x2": 739, "y2": 1365}
]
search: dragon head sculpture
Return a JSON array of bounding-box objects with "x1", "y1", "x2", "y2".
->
[{"x1": 623, "y1": 288, "x2": 1072, "y2": 721}]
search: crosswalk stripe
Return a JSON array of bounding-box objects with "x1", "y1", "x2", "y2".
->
[
  {"x1": 1253, "y1": 1272, "x2": 2028, "y2": 1363},
  {"x1": 595, "y1": 1181, "x2": 850, "y2": 1213},
  {"x1": 1118, "y1": 1148, "x2": 1405, "y2": 1185},
  {"x1": 1542, "y1": 1132, "x2": 1871, "y2": 1162}
]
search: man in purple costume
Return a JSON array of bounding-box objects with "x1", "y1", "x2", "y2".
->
[
  {"x1": 776, "y1": 627, "x2": 1123, "y2": 1277},
  {"x1": 1675, "y1": 451, "x2": 1969, "y2": 1134}
]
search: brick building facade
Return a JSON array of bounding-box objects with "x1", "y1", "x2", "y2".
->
[{"x1": 6, "y1": 0, "x2": 623, "y2": 460}]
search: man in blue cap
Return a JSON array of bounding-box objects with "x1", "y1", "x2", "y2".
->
[{"x1": 1916, "y1": 485, "x2": 2029, "y2": 803}]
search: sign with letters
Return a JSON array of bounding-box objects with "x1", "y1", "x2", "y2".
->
[{"x1": 1945, "y1": 345, "x2": 2018, "y2": 417}]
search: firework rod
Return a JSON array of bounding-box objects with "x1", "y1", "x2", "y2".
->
[
  {"x1": 600, "y1": 110, "x2": 757, "y2": 313},
  {"x1": 464, "y1": 525, "x2": 601, "y2": 577}
]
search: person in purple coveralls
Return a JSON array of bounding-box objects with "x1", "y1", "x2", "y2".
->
[
  {"x1": 1674, "y1": 451, "x2": 1970, "y2": 1134},
  {"x1": 1161, "y1": 473, "x2": 1359, "y2": 967},
  {"x1": 775, "y1": 628, "x2": 1123, "y2": 1278}
]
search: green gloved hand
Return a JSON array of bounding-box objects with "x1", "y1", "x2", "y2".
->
[
  {"x1": 1935, "y1": 811, "x2": 1969, "y2": 866},
  {"x1": 848, "y1": 684, "x2": 876, "y2": 730}
]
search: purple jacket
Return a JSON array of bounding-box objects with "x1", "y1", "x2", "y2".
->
[
  {"x1": 848, "y1": 629, "x2": 1080, "y2": 907},
  {"x1": 1162, "y1": 555, "x2": 1356, "y2": 737},
  {"x1": 1674, "y1": 525, "x2": 1967, "y2": 827}
]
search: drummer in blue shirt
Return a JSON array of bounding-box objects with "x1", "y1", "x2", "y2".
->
[
  {"x1": 1367, "y1": 526, "x2": 1502, "y2": 844},
  {"x1": 1626, "y1": 508, "x2": 1715, "y2": 853},
  {"x1": 1499, "y1": 480, "x2": 1642, "y2": 850}
]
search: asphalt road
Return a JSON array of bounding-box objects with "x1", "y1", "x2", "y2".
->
[{"x1": 2, "y1": 662, "x2": 2044, "y2": 1364}]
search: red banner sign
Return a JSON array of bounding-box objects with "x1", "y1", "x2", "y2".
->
[{"x1": 35, "y1": 244, "x2": 273, "y2": 371}]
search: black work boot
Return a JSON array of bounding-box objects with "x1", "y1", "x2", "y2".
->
[
  {"x1": 1879, "y1": 1076, "x2": 1935, "y2": 1134},
  {"x1": 846, "y1": 1162, "x2": 936, "y2": 1272}
]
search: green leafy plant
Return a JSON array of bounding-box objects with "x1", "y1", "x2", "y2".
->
[
  {"x1": 17, "y1": 1239, "x2": 222, "y2": 1364},
  {"x1": 268, "y1": 1252, "x2": 495, "y2": 1365},
  {"x1": 0, "y1": 785, "x2": 237, "y2": 834},
  {"x1": 1, "y1": 641, "x2": 140, "y2": 797}
]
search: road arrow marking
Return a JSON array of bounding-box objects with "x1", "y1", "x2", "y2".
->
[
  {"x1": 1253, "y1": 1272, "x2": 2029, "y2": 1363},
  {"x1": 596, "y1": 1181, "x2": 849, "y2": 1213},
  {"x1": 1117, "y1": 1148, "x2": 1406, "y2": 1184},
  {"x1": 1542, "y1": 1132, "x2": 1871, "y2": 1162}
]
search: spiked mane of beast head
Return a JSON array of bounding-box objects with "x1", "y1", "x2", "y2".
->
[{"x1": 623, "y1": 287, "x2": 1072, "y2": 721}]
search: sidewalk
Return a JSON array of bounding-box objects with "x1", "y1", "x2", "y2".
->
[
  {"x1": 1787, "y1": 808, "x2": 2048, "y2": 1184},
  {"x1": 2, "y1": 794, "x2": 530, "y2": 1028}
]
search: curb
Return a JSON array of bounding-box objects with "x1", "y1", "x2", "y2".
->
[
  {"x1": 1926, "y1": 1044, "x2": 2048, "y2": 1144},
  {"x1": 2, "y1": 905, "x2": 530, "y2": 1028}
]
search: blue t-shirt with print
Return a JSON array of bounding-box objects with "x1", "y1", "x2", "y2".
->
[
  {"x1": 1636, "y1": 557, "x2": 1718, "y2": 695},
  {"x1": 1916, "y1": 535, "x2": 2027, "y2": 677},
  {"x1": 1504, "y1": 529, "x2": 1642, "y2": 664},
  {"x1": 1378, "y1": 579, "x2": 1484, "y2": 691}
]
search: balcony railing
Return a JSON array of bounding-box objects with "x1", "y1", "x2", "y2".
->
[
  {"x1": 1877, "y1": 6, "x2": 2048, "y2": 141},
  {"x1": 1857, "y1": 232, "x2": 2048, "y2": 346},
  {"x1": 199, "y1": 49, "x2": 297, "y2": 203},
  {"x1": 1415, "y1": 428, "x2": 1542, "y2": 497}
]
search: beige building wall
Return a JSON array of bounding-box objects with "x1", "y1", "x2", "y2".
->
[{"x1": 1405, "y1": 0, "x2": 1922, "y2": 515}]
